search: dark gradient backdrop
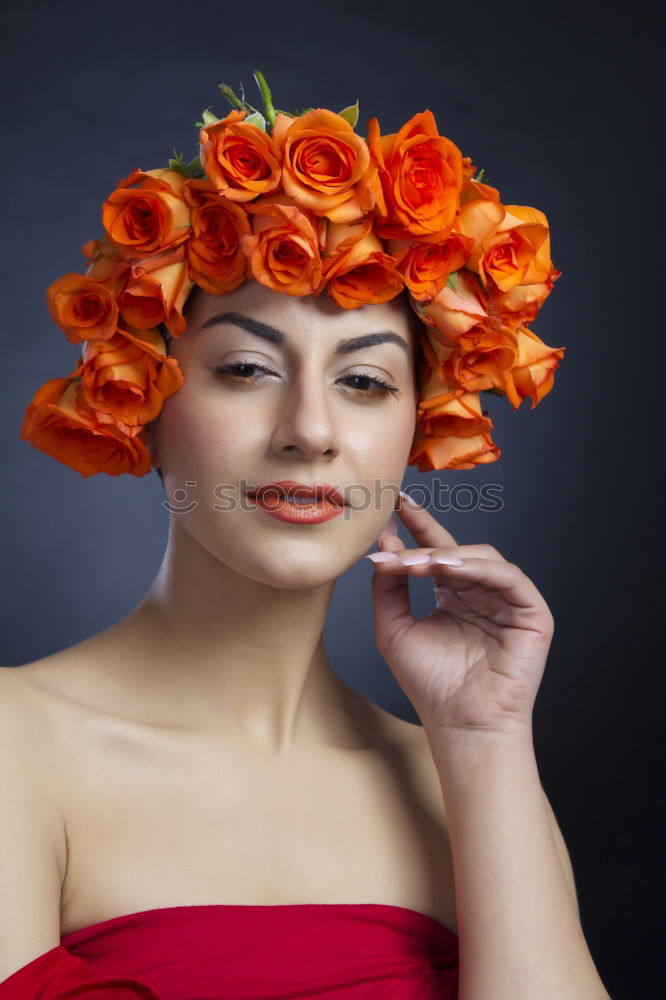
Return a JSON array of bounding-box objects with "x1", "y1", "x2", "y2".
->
[{"x1": 1, "y1": 3, "x2": 662, "y2": 996}]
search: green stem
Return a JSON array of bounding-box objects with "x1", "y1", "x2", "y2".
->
[
  {"x1": 218, "y1": 83, "x2": 245, "y2": 111},
  {"x1": 254, "y1": 70, "x2": 276, "y2": 127}
]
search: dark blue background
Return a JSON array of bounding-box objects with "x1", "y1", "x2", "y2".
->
[{"x1": 1, "y1": 2, "x2": 662, "y2": 995}]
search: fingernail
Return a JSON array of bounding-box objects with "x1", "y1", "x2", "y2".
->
[
  {"x1": 398, "y1": 489, "x2": 421, "y2": 509},
  {"x1": 401, "y1": 553, "x2": 431, "y2": 565},
  {"x1": 365, "y1": 551, "x2": 399, "y2": 563},
  {"x1": 431, "y1": 554, "x2": 465, "y2": 566}
]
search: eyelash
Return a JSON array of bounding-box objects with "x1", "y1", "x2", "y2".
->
[{"x1": 213, "y1": 362, "x2": 402, "y2": 400}]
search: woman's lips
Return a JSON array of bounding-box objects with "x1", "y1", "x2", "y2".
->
[
  {"x1": 249, "y1": 480, "x2": 345, "y2": 506},
  {"x1": 246, "y1": 481, "x2": 346, "y2": 524},
  {"x1": 246, "y1": 492, "x2": 345, "y2": 524}
]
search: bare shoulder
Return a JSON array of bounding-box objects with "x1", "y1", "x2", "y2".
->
[
  {"x1": 353, "y1": 696, "x2": 448, "y2": 820},
  {"x1": 2, "y1": 636, "x2": 110, "y2": 705},
  {"x1": 0, "y1": 662, "x2": 58, "y2": 726},
  {"x1": 362, "y1": 697, "x2": 440, "y2": 765},
  {"x1": 0, "y1": 664, "x2": 69, "y2": 892},
  {"x1": 0, "y1": 661, "x2": 71, "y2": 773},
  {"x1": 0, "y1": 655, "x2": 91, "y2": 802}
]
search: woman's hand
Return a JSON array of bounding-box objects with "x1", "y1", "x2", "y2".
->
[{"x1": 364, "y1": 492, "x2": 554, "y2": 738}]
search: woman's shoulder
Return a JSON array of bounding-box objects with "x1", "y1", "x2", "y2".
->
[
  {"x1": 0, "y1": 657, "x2": 88, "y2": 784},
  {"x1": 1, "y1": 625, "x2": 132, "y2": 721},
  {"x1": 0, "y1": 664, "x2": 70, "y2": 898},
  {"x1": 0, "y1": 645, "x2": 120, "y2": 778},
  {"x1": 0, "y1": 660, "x2": 62, "y2": 722},
  {"x1": 347, "y1": 692, "x2": 448, "y2": 815}
]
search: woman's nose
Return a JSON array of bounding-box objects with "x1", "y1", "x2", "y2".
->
[{"x1": 270, "y1": 376, "x2": 340, "y2": 460}]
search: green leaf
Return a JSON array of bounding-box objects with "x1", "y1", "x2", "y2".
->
[
  {"x1": 201, "y1": 107, "x2": 219, "y2": 126},
  {"x1": 244, "y1": 110, "x2": 267, "y2": 131},
  {"x1": 167, "y1": 151, "x2": 205, "y2": 179},
  {"x1": 337, "y1": 100, "x2": 359, "y2": 129},
  {"x1": 473, "y1": 166, "x2": 489, "y2": 184},
  {"x1": 446, "y1": 270, "x2": 459, "y2": 291},
  {"x1": 287, "y1": 106, "x2": 316, "y2": 117}
]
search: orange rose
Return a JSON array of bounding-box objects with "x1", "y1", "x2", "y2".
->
[
  {"x1": 272, "y1": 109, "x2": 379, "y2": 223},
  {"x1": 501, "y1": 325, "x2": 565, "y2": 410},
  {"x1": 118, "y1": 248, "x2": 194, "y2": 336},
  {"x1": 314, "y1": 217, "x2": 404, "y2": 309},
  {"x1": 240, "y1": 195, "x2": 322, "y2": 296},
  {"x1": 415, "y1": 331, "x2": 457, "y2": 392},
  {"x1": 182, "y1": 178, "x2": 251, "y2": 294},
  {"x1": 102, "y1": 168, "x2": 191, "y2": 259},
  {"x1": 458, "y1": 201, "x2": 555, "y2": 292},
  {"x1": 408, "y1": 420, "x2": 500, "y2": 472},
  {"x1": 388, "y1": 232, "x2": 473, "y2": 300},
  {"x1": 45, "y1": 273, "x2": 121, "y2": 345},
  {"x1": 199, "y1": 109, "x2": 282, "y2": 202},
  {"x1": 77, "y1": 325, "x2": 184, "y2": 428},
  {"x1": 418, "y1": 272, "x2": 521, "y2": 394},
  {"x1": 417, "y1": 370, "x2": 494, "y2": 439},
  {"x1": 81, "y1": 238, "x2": 130, "y2": 282},
  {"x1": 489, "y1": 265, "x2": 561, "y2": 326},
  {"x1": 368, "y1": 110, "x2": 463, "y2": 240},
  {"x1": 19, "y1": 376, "x2": 152, "y2": 477},
  {"x1": 459, "y1": 158, "x2": 501, "y2": 206},
  {"x1": 446, "y1": 325, "x2": 518, "y2": 394},
  {"x1": 421, "y1": 269, "x2": 491, "y2": 345}
]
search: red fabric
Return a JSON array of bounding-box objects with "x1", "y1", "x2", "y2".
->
[{"x1": 0, "y1": 903, "x2": 458, "y2": 999}]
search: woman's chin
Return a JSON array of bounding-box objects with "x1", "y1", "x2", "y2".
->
[{"x1": 220, "y1": 544, "x2": 365, "y2": 591}]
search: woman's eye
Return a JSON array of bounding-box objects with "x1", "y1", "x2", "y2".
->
[
  {"x1": 214, "y1": 362, "x2": 273, "y2": 381},
  {"x1": 213, "y1": 363, "x2": 401, "y2": 400},
  {"x1": 341, "y1": 372, "x2": 402, "y2": 399}
]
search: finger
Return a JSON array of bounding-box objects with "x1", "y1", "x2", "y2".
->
[
  {"x1": 373, "y1": 542, "x2": 508, "y2": 565},
  {"x1": 368, "y1": 552, "x2": 416, "y2": 653},
  {"x1": 439, "y1": 581, "x2": 519, "y2": 624},
  {"x1": 433, "y1": 584, "x2": 505, "y2": 638},
  {"x1": 423, "y1": 557, "x2": 544, "y2": 611},
  {"x1": 437, "y1": 581, "x2": 551, "y2": 636},
  {"x1": 377, "y1": 516, "x2": 401, "y2": 552},
  {"x1": 372, "y1": 554, "x2": 541, "y2": 610},
  {"x1": 394, "y1": 490, "x2": 459, "y2": 549},
  {"x1": 378, "y1": 529, "x2": 406, "y2": 554}
]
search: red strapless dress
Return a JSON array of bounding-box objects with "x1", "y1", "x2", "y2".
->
[{"x1": 0, "y1": 903, "x2": 458, "y2": 999}]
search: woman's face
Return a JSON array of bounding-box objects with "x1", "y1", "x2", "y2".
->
[{"x1": 149, "y1": 280, "x2": 419, "y2": 589}]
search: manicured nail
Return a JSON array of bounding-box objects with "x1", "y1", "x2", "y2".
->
[
  {"x1": 401, "y1": 553, "x2": 431, "y2": 565},
  {"x1": 431, "y1": 554, "x2": 465, "y2": 566},
  {"x1": 398, "y1": 489, "x2": 421, "y2": 508},
  {"x1": 365, "y1": 551, "x2": 399, "y2": 563}
]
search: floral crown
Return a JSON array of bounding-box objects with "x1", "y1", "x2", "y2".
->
[{"x1": 20, "y1": 70, "x2": 564, "y2": 478}]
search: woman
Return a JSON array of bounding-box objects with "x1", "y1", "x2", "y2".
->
[{"x1": 2, "y1": 74, "x2": 611, "y2": 998}]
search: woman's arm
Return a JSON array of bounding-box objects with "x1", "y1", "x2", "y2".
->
[
  {"x1": 366, "y1": 495, "x2": 612, "y2": 999},
  {"x1": 425, "y1": 725, "x2": 611, "y2": 1000}
]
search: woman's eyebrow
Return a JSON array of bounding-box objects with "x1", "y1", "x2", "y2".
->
[{"x1": 199, "y1": 310, "x2": 409, "y2": 355}]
